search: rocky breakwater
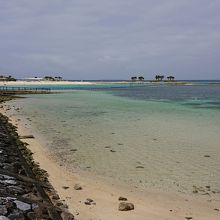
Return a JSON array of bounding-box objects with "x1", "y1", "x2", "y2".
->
[{"x1": 0, "y1": 113, "x2": 74, "y2": 220}]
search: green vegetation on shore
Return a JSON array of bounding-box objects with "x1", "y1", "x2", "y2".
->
[{"x1": 0, "y1": 75, "x2": 16, "y2": 81}]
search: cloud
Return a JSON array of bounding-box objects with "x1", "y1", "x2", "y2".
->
[{"x1": 0, "y1": 0, "x2": 220, "y2": 79}]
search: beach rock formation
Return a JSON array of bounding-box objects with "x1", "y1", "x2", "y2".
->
[
  {"x1": 118, "y1": 202, "x2": 134, "y2": 211},
  {"x1": 74, "y1": 184, "x2": 82, "y2": 190}
]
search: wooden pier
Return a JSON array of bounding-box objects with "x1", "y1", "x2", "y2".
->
[{"x1": 0, "y1": 86, "x2": 51, "y2": 94}]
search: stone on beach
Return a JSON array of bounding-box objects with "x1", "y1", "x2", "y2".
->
[
  {"x1": 74, "y1": 184, "x2": 82, "y2": 190},
  {"x1": 52, "y1": 194, "x2": 60, "y2": 200},
  {"x1": 118, "y1": 196, "x2": 127, "y2": 201},
  {"x1": 62, "y1": 186, "x2": 70, "y2": 190},
  {"x1": 118, "y1": 202, "x2": 134, "y2": 211},
  {"x1": 0, "y1": 216, "x2": 10, "y2": 220},
  {"x1": 84, "y1": 198, "x2": 95, "y2": 205},
  {"x1": 61, "y1": 211, "x2": 75, "y2": 220},
  {"x1": 0, "y1": 206, "x2": 7, "y2": 215},
  {"x1": 19, "y1": 135, "x2": 34, "y2": 139}
]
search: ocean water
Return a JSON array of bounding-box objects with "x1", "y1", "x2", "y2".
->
[{"x1": 11, "y1": 84, "x2": 220, "y2": 197}]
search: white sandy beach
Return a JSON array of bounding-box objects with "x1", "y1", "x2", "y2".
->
[
  {"x1": 0, "y1": 80, "x2": 95, "y2": 86},
  {"x1": 0, "y1": 101, "x2": 219, "y2": 220},
  {"x1": 0, "y1": 80, "x2": 151, "y2": 87}
]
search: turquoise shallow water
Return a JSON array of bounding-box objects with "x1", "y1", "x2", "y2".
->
[{"x1": 11, "y1": 85, "x2": 220, "y2": 197}]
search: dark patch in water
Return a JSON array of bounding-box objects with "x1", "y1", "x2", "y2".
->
[
  {"x1": 84, "y1": 111, "x2": 107, "y2": 116},
  {"x1": 184, "y1": 103, "x2": 203, "y2": 106},
  {"x1": 107, "y1": 85, "x2": 220, "y2": 103},
  {"x1": 206, "y1": 101, "x2": 220, "y2": 105},
  {"x1": 193, "y1": 106, "x2": 220, "y2": 110},
  {"x1": 183, "y1": 101, "x2": 220, "y2": 110}
]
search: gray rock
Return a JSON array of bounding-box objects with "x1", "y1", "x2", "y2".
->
[
  {"x1": 1, "y1": 175, "x2": 15, "y2": 181},
  {"x1": 7, "y1": 186, "x2": 24, "y2": 194},
  {"x1": 118, "y1": 202, "x2": 134, "y2": 211},
  {"x1": 12, "y1": 162, "x2": 22, "y2": 170},
  {"x1": 2, "y1": 165, "x2": 17, "y2": 173},
  {"x1": 56, "y1": 201, "x2": 64, "y2": 207},
  {"x1": 52, "y1": 194, "x2": 60, "y2": 200},
  {"x1": 74, "y1": 184, "x2": 82, "y2": 190},
  {"x1": 61, "y1": 211, "x2": 75, "y2": 220},
  {"x1": 32, "y1": 206, "x2": 43, "y2": 216},
  {"x1": 60, "y1": 204, "x2": 69, "y2": 209},
  {"x1": 14, "y1": 200, "x2": 31, "y2": 211},
  {"x1": 0, "y1": 206, "x2": 7, "y2": 215},
  {"x1": 0, "y1": 179, "x2": 17, "y2": 185},
  {"x1": 26, "y1": 212, "x2": 36, "y2": 219},
  {"x1": 8, "y1": 210, "x2": 25, "y2": 220},
  {"x1": 22, "y1": 193, "x2": 42, "y2": 202},
  {"x1": 5, "y1": 200, "x2": 16, "y2": 212},
  {"x1": 0, "y1": 216, "x2": 10, "y2": 220}
]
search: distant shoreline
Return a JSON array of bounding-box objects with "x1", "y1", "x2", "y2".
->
[{"x1": 1, "y1": 80, "x2": 220, "y2": 87}]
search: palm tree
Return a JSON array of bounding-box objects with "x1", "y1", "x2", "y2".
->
[
  {"x1": 6, "y1": 75, "x2": 16, "y2": 81},
  {"x1": 167, "y1": 76, "x2": 175, "y2": 81},
  {"x1": 138, "y1": 76, "x2": 144, "y2": 81},
  {"x1": 44, "y1": 76, "x2": 55, "y2": 81},
  {"x1": 155, "y1": 75, "x2": 164, "y2": 81},
  {"x1": 131, "y1": 76, "x2": 137, "y2": 81},
  {"x1": 155, "y1": 75, "x2": 160, "y2": 81}
]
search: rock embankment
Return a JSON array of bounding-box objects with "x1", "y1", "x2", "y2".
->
[{"x1": 0, "y1": 112, "x2": 74, "y2": 220}]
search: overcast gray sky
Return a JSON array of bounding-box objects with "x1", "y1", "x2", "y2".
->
[{"x1": 0, "y1": 0, "x2": 220, "y2": 80}]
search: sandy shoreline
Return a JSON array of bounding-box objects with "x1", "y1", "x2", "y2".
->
[
  {"x1": 0, "y1": 80, "x2": 95, "y2": 86},
  {"x1": 0, "y1": 80, "x2": 191, "y2": 87},
  {"x1": 1, "y1": 101, "x2": 220, "y2": 219},
  {"x1": 1, "y1": 80, "x2": 220, "y2": 88},
  {"x1": 0, "y1": 80, "x2": 131, "y2": 86}
]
